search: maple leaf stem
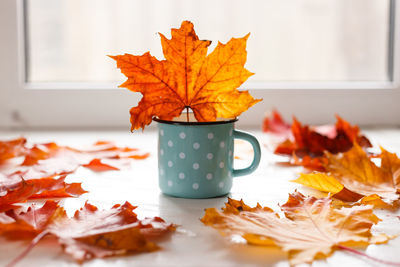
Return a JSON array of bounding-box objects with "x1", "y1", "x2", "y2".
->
[
  {"x1": 6, "y1": 230, "x2": 50, "y2": 267},
  {"x1": 337, "y1": 244, "x2": 400, "y2": 266},
  {"x1": 186, "y1": 107, "x2": 189, "y2": 122}
]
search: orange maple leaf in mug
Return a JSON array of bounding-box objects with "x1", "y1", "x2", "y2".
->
[{"x1": 110, "y1": 21, "x2": 261, "y2": 130}]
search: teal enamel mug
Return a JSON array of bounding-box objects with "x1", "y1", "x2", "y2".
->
[{"x1": 154, "y1": 116, "x2": 261, "y2": 198}]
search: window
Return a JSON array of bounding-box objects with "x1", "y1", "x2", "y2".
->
[
  {"x1": 0, "y1": 0, "x2": 399, "y2": 129},
  {"x1": 27, "y1": 0, "x2": 391, "y2": 83}
]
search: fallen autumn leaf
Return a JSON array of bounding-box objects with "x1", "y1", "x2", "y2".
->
[{"x1": 201, "y1": 192, "x2": 390, "y2": 266}]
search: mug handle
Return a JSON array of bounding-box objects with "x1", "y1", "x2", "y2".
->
[{"x1": 232, "y1": 130, "x2": 261, "y2": 177}]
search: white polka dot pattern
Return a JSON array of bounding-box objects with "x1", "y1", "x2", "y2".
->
[{"x1": 158, "y1": 124, "x2": 237, "y2": 197}]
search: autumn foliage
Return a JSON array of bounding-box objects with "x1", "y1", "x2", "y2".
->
[
  {"x1": 293, "y1": 144, "x2": 400, "y2": 208},
  {"x1": 1, "y1": 19, "x2": 399, "y2": 266},
  {"x1": 0, "y1": 137, "x2": 178, "y2": 264},
  {"x1": 202, "y1": 192, "x2": 388, "y2": 266},
  {"x1": 263, "y1": 110, "x2": 371, "y2": 171},
  {"x1": 201, "y1": 109, "x2": 400, "y2": 264},
  {"x1": 262, "y1": 109, "x2": 291, "y2": 136},
  {"x1": 0, "y1": 138, "x2": 27, "y2": 164},
  {"x1": 0, "y1": 138, "x2": 149, "y2": 208},
  {"x1": 1, "y1": 201, "x2": 175, "y2": 264},
  {"x1": 111, "y1": 21, "x2": 261, "y2": 130}
]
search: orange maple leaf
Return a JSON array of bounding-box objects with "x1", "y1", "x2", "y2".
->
[
  {"x1": 3, "y1": 201, "x2": 176, "y2": 265},
  {"x1": 82, "y1": 158, "x2": 120, "y2": 172},
  {"x1": 27, "y1": 174, "x2": 87, "y2": 199},
  {"x1": 0, "y1": 173, "x2": 87, "y2": 210},
  {"x1": 0, "y1": 138, "x2": 26, "y2": 164},
  {"x1": 293, "y1": 144, "x2": 400, "y2": 207},
  {"x1": 201, "y1": 192, "x2": 389, "y2": 266},
  {"x1": 0, "y1": 201, "x2": 62, "y2": 239},
  {"x1": 0, "y1": 177, "x2": 36, "y2": 212},
  {"x1": 110, "y1": 21, "x2": 261, "y2": 130},
  {"x1": 47, "y1": 202, "x2": 169, "y2": 262}
]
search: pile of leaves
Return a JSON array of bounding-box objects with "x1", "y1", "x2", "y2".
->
[
  {"x1": 0, "y1": 137, "x2": 176, "y2": 265},
  {"x1": 0, "y1": 137, "x2": 149, "y2": 209},
  {"x1": 262, "y1": 110, "x2": 400, "y2": 208},
  {"x1": 263, "y1": 110, "x2": 372, "y2": 171},
  {"x1": 110, "y1": 20, "x2": 261, "y2": 131},
  {"x1": 200, "y1": 110, "x2": 400, "y2": 265},
  {"x1": 293, "y1": 143, "x2": 400, "y2": 209}
]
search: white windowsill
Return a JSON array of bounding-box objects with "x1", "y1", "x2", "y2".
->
[{"x1": 0, "y1": 128, "x2": 399, "y2": 267}]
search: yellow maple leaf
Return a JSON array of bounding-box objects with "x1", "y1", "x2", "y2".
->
[
  {"x1": 293, "y1": 144, "x2": 400, "y2": 207},
  {"x1": 201, "y1": 192, "x2": 388, "y2": 266}
]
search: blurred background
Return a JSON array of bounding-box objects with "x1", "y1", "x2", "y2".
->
[
  {"x1": 0, "y1": 0, "x2": 399, "y2": 129},
  {"x1": 28, "y1": 0, "x2": 389, "y2": 82}
]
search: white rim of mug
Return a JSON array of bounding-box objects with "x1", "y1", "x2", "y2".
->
[{"x1": 153, "y1": 117, "x2": 238, "y2": 126}]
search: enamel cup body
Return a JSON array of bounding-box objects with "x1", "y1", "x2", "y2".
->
[{"x1": 155, "y1": 118, "x2": 261, "y2": 198}]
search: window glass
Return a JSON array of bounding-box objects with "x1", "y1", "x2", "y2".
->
[{"x1": 26, "y1": 0, "x2": 390, "y2": 83}]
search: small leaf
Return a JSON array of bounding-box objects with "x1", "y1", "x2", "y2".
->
[
  {"x1": 262, "y1": 109, "x2": 291, "y2": 136},
  {"x1": 0, "y1": 138, "x2": 27, "y2": 164},
  {"x1": 0, "y1": 178, "x2": 36, "y2": 212},
  {"x1": 82, "y1": 158, "x2": 120, "y2": 172}
]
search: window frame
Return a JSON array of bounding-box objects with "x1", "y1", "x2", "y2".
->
[{"x1": 1, "y1": 0, "x2": 399, "y2": 130}]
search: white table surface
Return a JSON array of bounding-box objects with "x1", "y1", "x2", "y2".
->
[{"x1": 0, "y1": 128, "x2": 399, "y2": 267}]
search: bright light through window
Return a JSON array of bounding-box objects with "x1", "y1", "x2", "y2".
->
[{"x1": 26, "y1": 0, "x2": 390, "y2": 83}]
